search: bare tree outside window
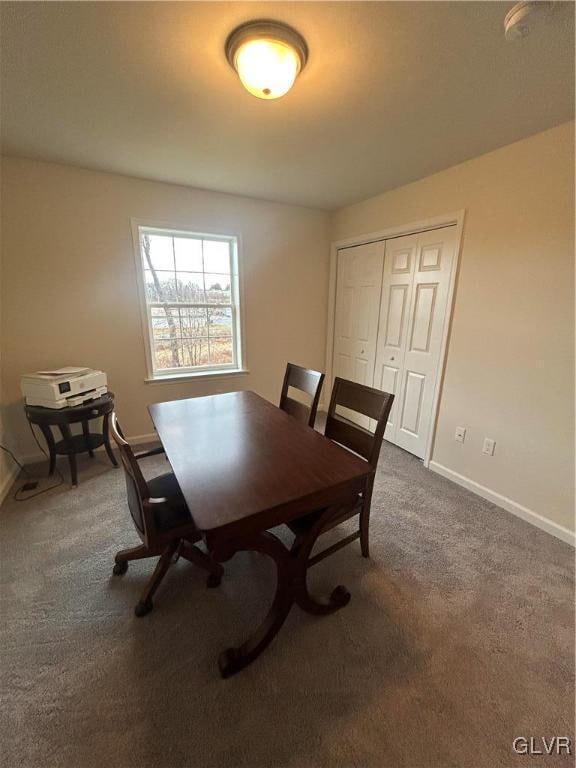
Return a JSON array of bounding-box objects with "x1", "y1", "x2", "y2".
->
[{"x1": 142, "y1": 234, "x2": 180, "y2": 368}]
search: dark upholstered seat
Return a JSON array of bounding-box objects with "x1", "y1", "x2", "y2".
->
[{"x1": 147, "y1": 473, "x2": 193, "y2": 532}]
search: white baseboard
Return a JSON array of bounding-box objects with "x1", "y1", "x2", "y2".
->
[
  {"x1": 20, "y1": 431, "x2": 159, "y2": 466},
  {"x1": 124, "y1": 431, "x2": 158, "y2": 447},
  {"x1": 429, "y1": 461, "x2": 575, "y2": 547},
  {"x1": 0, "y1": 462, "x2": 21, "y2": 506}
]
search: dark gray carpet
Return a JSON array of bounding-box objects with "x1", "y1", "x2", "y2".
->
[{"x1": 1, "y1": 439, "x2": 573, "y2": 768}]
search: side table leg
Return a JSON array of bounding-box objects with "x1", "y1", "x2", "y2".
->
[
  {"x1": 102, "y1": 413, "x2": 118, "y2": 467},
  {"x1": 82, "y1": 420, "x2": 94, "y2": 458},
  {"x1": 38, "y1": 424, "x2": 57, "y2": 476},
  {"x1": 59, "y1": 423, "x2": 78, "y2": 487},
  {"x1": 69, "y1": 452, "x2": 78, "y2": 487}
]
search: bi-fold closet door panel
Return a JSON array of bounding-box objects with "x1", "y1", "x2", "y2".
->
[
  {"x1": 332, "y1": 241, "x2": 385, "y2": 428},
  {"x1": 373, "y1": 234, "x2": 418, "y2": 439},
  {"x1": 374, "y1": 227, "x2": 456, "y2": 458}
]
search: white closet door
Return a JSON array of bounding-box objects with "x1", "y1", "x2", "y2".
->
[
  {"x1": 333, "y1": 241, "x2": 385, "y2": 427},
  {"x1": 373, "y1": 234, "x2": 418, "y2": 438},
  {"x1": 374, "y1": 226, "x2": 456, "y2": 458}
]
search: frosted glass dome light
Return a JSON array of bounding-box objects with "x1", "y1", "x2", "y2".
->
[{"x1": 225, "y1": 20, "x2": 308, "y2": 100}]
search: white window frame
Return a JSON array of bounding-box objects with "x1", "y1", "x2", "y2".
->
[{"x1": 131, "y1": 220, "x2": 246, "y2": 382}]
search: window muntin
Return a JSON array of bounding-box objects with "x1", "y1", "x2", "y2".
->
[{"x1": 137, "y1": 226, "x2": 242, "y2": 377}]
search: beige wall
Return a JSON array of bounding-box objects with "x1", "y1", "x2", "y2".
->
[
  {"x1": 332, "y1": 121, "x2": 575, "y2": 534},
  {"x1": 0, "y1": 158, "x2": 330, "y2": 458},
  {"x1": 2, "y1": 125, "x2": 574, "y2": 537},
  {"x1": 0, "y1": 166, "x2": 17, "y2": 501}
]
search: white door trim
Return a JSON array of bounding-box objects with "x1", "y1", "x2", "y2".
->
[{"x1": 325, "y1": 210, "x2": 466, "y2": 468}]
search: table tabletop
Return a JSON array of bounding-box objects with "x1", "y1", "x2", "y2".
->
[{"x1": 148, "y1": 390, "x2": 371, "y2": 536}]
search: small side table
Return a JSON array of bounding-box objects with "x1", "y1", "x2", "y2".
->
[{"x1": 25, "y1": 392, "x2": 118, "y2": 487}]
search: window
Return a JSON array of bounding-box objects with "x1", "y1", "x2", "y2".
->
[{"x1": 136, "y1": 225, "x2": 243, "y2": 379}]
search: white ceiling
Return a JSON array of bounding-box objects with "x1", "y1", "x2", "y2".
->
[{"x1": 1, "y1": 2, "x2": 574, "y2": 210}]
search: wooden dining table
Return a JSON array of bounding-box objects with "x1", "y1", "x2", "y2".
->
[{"x1": 148, "y1": 390, "x2": 372, "y2": 677}]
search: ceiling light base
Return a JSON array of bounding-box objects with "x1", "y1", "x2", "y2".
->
[
  {"x1": 225, "y1": 19, "x2": 308, "y2": 70},
  {"x1": 504, "y1": 1, "x2": 554, "y2": 40}
]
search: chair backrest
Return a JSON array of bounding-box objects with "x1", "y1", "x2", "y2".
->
[
  {"x1": 109, "y1": 411, "x2": 150, "y2": 538},
  {"x1": 279, "y1": 363, "x2": 325, "y2": 428},
  {"x1": 325, "y1": 377, "x2": 394, "y2": 469}
]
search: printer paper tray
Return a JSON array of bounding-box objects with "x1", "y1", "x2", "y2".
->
[{"x1": 26, "y1": 386, "x2": 108, "y2": 409}]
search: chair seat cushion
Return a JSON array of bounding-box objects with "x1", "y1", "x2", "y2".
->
[
  {"x1": 288, "y1": 496, "x2": 362, "y2": 535},
  {"x1": 147, "y1": 472, "x2": 194, "y2": 533}
]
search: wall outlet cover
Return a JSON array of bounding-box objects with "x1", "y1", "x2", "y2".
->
[
  {"x1": 455, "y1": 426, "x2": 466, "y2": 442},
  {"x1": 482, "y1": 438, "x2": 496, "y2": 456}
]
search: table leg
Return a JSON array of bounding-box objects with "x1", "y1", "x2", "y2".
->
[
  {"x1": 38, "y1": 423, "x2": 57, "y2": 476},
  {"x1": 179, "y1": 541, "x2": 224, "y2": 587},
  {"x1": 102, "y1": 413, "x2": 118, "y2": 467},
  {"x1": 292, "y1": 553, "x2": 351, "y2": 616},
  {"x1": 215, "y1": 531, "x2": 295, "y2": 678},
  {"x1": 82, "y1": 420, "x2": 94, "y2": 458},
  {"x1": 59, "y1": 423, "x2": 78, "y2": 487},
  {"x1": 213, "y1": 506, "x2": 351, "y2": 678}
]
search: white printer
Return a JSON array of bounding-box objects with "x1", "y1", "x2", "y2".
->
[{"x1": 21, "y1": 367, "x2": 108, "y2": 409}]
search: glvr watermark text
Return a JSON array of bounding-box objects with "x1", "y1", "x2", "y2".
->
[{"x1": 513, "y1": 737, "x2": 572, "y2": 756}]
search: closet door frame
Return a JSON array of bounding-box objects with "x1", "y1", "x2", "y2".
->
[{"x1": 326, "y1": 210, "x2": 466, "y2": 468}]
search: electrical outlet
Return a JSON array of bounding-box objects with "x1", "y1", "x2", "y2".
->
[
  {"x1": 482, "y1": 438, "x2": 496, "y2": 456},
  {"x1": 455, "y1": 426, "x2": 466, "y2": 443}
]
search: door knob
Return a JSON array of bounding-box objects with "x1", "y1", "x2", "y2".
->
[{"x1": 390, "y1": 356, "x2": 395, "y2": 361}]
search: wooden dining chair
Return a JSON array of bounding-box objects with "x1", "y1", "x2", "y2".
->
[
  {"x1": 109, "y1": 412, "x2": 223, "y2": 617},
  {"x1": 279, "y1": 363, "x2": 325, "y2": 428},
  {"x1": 287, "y1": 377, "x2": 394, "y2": 563}
]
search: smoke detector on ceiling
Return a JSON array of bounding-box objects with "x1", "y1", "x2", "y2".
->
[{"x1": 504, "y1": 1, "x2": 554, "y2": 40}]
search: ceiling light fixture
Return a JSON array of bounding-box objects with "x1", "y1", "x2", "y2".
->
[
  {"x1": 225, "y1": 19, "x2": 308, "y2": 100},
  {"x1": 504, "y1": 1, "x2": 554, "y2": 40}
]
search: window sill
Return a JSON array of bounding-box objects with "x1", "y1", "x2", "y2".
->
[{"x1": 145, "y1": 368, "x2": 249, "y2": 384}]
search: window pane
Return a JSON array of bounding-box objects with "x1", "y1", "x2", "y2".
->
[
  {"x1": 144, "y1": 271, "x2": 177, "y2": 302},
  {"x1": 144, "y1": 270, "x2": 158, "y2": 302},
  {"x1": 143, "y1": 234, "x2": 174, "y2": 271},
  {"x1": 204, "y1": 275, "x2": 231, "y2": 304},
  {"x1": 180, "y1": 307, "x2": 208, "y2": 337},
  {"x1": 174, "y1": 238, "x2": 203, "y2": 272},
  {"x1": 180, "y1": 338, "x2": 210, "y2": 367},
  {"x1": 176, "y1": 272, "x2": 205, "y2": 303},
  {"x1": 209, "y1": 337, "x2": 234, "y2": 365},
  {"x1": 154, "y1": 340, "x2": 183, "y2": 370},
  {"x1": 203, "y1": 240, "x2": 231, "y2": 274},
  {"x1": 151, "y1": 306, "x2": 179, "y2": 320},
  {"x1": 208, "y1": 307, "x2": 232, "y2": 337},
  {"x1": 151, "y1": 307, "x2": 180, "y2": 340}
]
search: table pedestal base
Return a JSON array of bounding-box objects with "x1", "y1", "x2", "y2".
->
[{"x1": 212, "y1": 505, "x2": 351, "y2": 678}]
